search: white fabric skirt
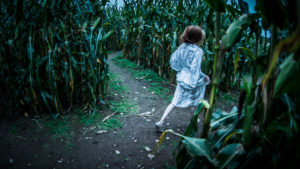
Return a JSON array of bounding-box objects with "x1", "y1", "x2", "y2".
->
[{"x1": 171, "y1": 83, "x2": 206, "y2": 108}]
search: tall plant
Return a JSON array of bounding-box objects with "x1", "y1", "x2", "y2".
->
[
  {"x1": 0, "y1": 0, "x2": 112, "y2": 118},
  {"x1": 155, "y1": 0, "x2": 300, "y2": 168}
]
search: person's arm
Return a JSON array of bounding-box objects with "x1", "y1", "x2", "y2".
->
[
  {"x1": 190, "y1": 50, "x2": 210, "y2": 84},
  {"x1": 170, "y1": 48, "x2": 182, "y2": 72}
]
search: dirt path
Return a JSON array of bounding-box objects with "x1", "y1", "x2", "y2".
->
[
  {"x1": 1, "y1": 52, "x2": 203, "y2": 169},
  {"x1": 95, "y1": 51, "x2": 197, "y2": 168}
]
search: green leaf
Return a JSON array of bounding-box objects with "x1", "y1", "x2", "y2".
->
[
  {"x1": 102, "y1": 30, "x2": 114, "y2": 41},
  {"x1": 175, "y1": 100, "x2": 210, "y2": 167},
  {"x1": 216, "y1": 143, "x2": 245, "y2": 169},
  {"x1": 281, "y1": 94, "x2": 298, "y2": 132},
  {"x1": 242, "y1": 105, "x2": 253, "y2": 147},
  {"x1": 238, "y1": 47, "x2": 255, "y2": 61},
  {"x1": 184, "y1": 100, "x2": 209, "y2": 137},
  {"x1": 240, "y1": 75, "x2": 252, "y2": 95},
  {"x1": 211, "y1": 107, "x2": 238, "y2": 130},
  {"x1": 82, "y1": 22, "x2": 88, "y2": 31},
  {"x1": 182, "y1": 137, "x2": 213, "y2": 162},
  {"x1": 183, "y1": 102, "x2": 204, "y2": 137},
  {"x1": 281, "y1": 94, "x2": 295, "y2": 113},
  {"x1": 166, "y1": 130, "x2": 214, "y2": 163},
  {"x1": 274, "y1": 54, "x2": 300, "y2": 95},
  {"x1": 92, "y1": 17, "x2": 101, "y2": 30},
  {"x1": 221, "y1": 14, "x2": 249, "y2": 50}
]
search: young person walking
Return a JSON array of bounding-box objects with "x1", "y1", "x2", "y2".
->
[{"x1": 155, "y1": 25, "x2": 210, "y2": 132}]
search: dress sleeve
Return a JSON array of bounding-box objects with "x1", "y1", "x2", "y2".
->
[
  {"x1": 170, "y1": 48, "x2": 182, "y2": 72},
  {"x1": 190, "y1": 50, "x2": 207, "y2": 84}
]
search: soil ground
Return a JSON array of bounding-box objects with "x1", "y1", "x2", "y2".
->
[{"x1": 0, "y1": 52, "x2": 238, "y2": 169}]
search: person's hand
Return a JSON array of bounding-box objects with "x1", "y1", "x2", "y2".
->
[{"x1": 204, "y1": 76, "x2": 210, "y2": 83}]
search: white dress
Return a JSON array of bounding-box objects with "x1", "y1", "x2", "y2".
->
[{"x1": 170, "y1": 43, "x2": 209, "y2": 107}]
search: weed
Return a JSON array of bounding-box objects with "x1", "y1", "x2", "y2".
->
[
  {"x1": 99, "y1": 118, "x2": 123, "y2": 129},
  {"x1": 77, "y1": 110, "x2": 103, "y2": 126},
  {"x1": 46, "y1": 118, "x2": 70, "y2": 139},
  {"x1": 110, "y1": 99, "x2": 139, "y2": 115},
  {"x1": 45, "y1": 117, "x2": 76, "y2": 150},
  {"x1": 112, "y1": 55, "x2": 139, "y2": 69}
]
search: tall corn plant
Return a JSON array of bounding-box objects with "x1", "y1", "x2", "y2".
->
[
  {"x1": 0, "y1": 0, "x2": 112, "y2": 118},
  {"x1": 108, "y1": 0, "x2": 211, "y2": 82},
  {"x1": 201, "y1": 0, "x2": 250, "y2": 138},
  {"x1": 109, "y1": 0, "x2": 246, "y2": 87},
  {"x1": 159, "y1": 0, "x2": 300, "y2": 168}
]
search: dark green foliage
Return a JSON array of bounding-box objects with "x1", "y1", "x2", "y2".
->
[
  {"x1": 145, "y1": 0, "x2": 300, "y2": 168},
  {"x1": 174, "y1": 0, "x2": 300, "y2": 168},
  {"x1": 0, "y1": 0, "x2": 112, "y2": 117},
  {"x1": 106, "y1": 1, "x2": 214, "y2": 83},
  {"x1": 105, "y1": 0, "x2": 265, "y2": 91}
]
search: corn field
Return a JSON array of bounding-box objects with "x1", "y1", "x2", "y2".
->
[
  {"x1": 106, "y1": 0, "x2": 300, "y2": 168},
  {"x1": 1, "y1": 0, "x2": 113, "y2": 118},
  {"x1": 1, "y1": 0, "x2": 300, "y2": 168}
]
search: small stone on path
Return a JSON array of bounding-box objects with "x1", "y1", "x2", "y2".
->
[
  {"x1": 58, "y1": 158, "x2": 63, "y2": 163},
  {"x1": 96, "y1": 130, "x2": 107, "y2": 134},
  {"x1": 147, "y1": 154, "x2": 155, "y2": 160},
  {"x1": 115, "y1": 150, "x2": 121, "y2": 155},
  {"x1": 145, "y1": 146, "x2": 151, "y2": 152}
]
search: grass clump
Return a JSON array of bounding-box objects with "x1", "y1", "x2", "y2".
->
[
  {"x1": 99, "y1": 118, "x2": 123, "y2": 130},
  {"x1": 112, "y1": 55, "x2": 139, "y2": 69},
  {"x1": 110, "y1": 99, "x2": 138, "y2": 115},
  {"x1": 77, "y1": 110, "x2": 103, "y2": 127},
  {"x1": 47, "y1": 118, "x2": 70, "y2": 139}
]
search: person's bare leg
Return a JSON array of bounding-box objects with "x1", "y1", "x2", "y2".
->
[{"x1": 156, "y1": 104, "x2": 175, "y2": 126}]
